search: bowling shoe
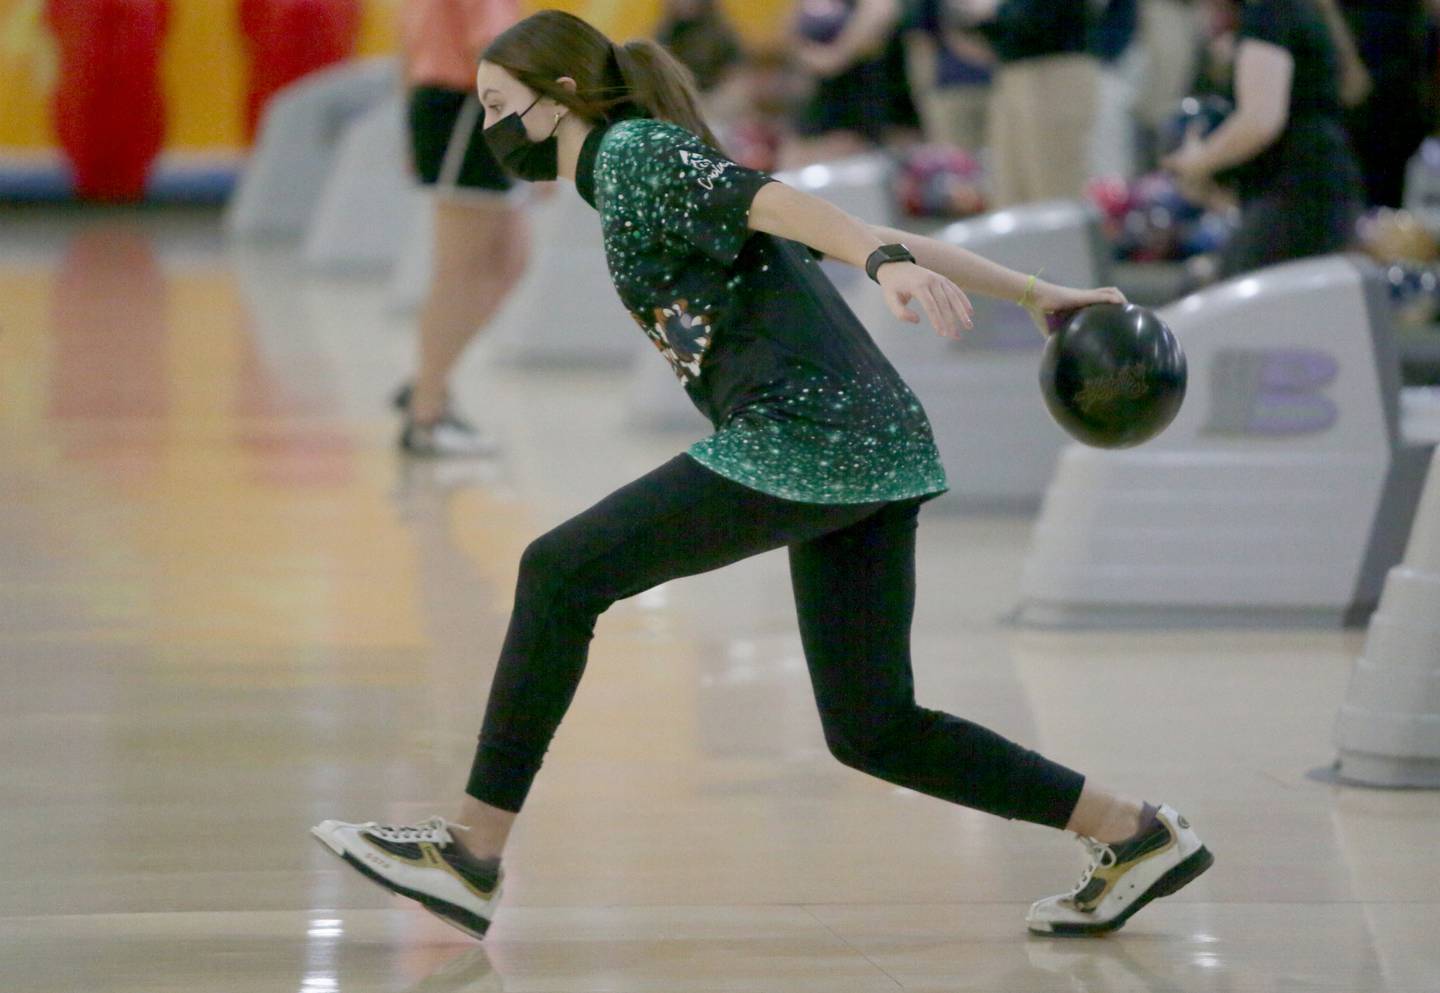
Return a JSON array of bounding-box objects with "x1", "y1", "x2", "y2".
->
[
  {"x1": 311, "y1": 816, "x2": 502, "y2": 939},
  {"x1": 1026, "y1": 803, "x2": 1213, "y2": 936}
]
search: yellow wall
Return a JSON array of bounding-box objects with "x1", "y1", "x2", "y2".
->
[
  {"x1": 0, "y1": 0, "x2": 54, "y2": 149},
  {"x1": 0, "y1": 0, "x2": 787, "y2": 154}
]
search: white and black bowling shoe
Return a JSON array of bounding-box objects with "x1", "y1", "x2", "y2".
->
[
  {"x1": 311, "y1": 816, "x2": 502, "y2": 939},
  {"x1": 1026, "y1": 803, "x2": 1213, "y2": 936}
]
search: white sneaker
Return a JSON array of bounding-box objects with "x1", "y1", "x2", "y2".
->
[
  {"x1": 311, "y1": 816, "x2": 502, "y2": 939},
  {"x1": 1026, "y1": 804, "x2": 1213, "y2": 936},
  {"x1": 393, "y1": 383, "x2": 498, "y2": 458},
  {"x1": 400, "y1": 416, "x2": 499, "y2": 458}
]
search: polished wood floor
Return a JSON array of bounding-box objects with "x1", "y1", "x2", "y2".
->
[{"x1": 3, "y1": 208, "x2": 1438, "y2": 992}]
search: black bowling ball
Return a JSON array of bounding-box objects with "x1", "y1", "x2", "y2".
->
[{"x1": 1039, "y1": 303, "x2": 1187, "y2": 449}]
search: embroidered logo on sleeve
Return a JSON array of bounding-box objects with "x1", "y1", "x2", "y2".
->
[{"x1": 678, "y1": 149, "x2": 730, "y2": 191}]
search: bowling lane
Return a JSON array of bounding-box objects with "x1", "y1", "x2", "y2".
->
[{"x1": 1, "y1": 207, "x2": 1438, "y2": 992}]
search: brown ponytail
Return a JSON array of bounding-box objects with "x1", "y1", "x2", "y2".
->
[
  {"x1": 483, "y1": 10, "x2": 721, "y2": 149},
  {"x1": 610, "y1": 38, "x2": 720, "y2": 148}
]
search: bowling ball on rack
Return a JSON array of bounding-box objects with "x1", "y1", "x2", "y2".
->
[
  {"x1": 1177, "y1": 209, "x2": 1237, "y2": 258},
  {"x1": 893, "y1": 144, "x2": 987, "y2": 218},
  {"x1": 1107, "y1": 171, "x2": 1216, "y2": 261},
  {"x1": 1358, "y1": 208, "x2": 1439, "y2": 264},
  {"x1": 1116, "y1": 205, "x2": 1182, "y2": 262},
  {"x1": 1086, "y1": 174, "x2": 1134, "y2": 242},
  {"x1": 1159, "y1": 94, "x2": 1233, "y2": 156},
  {"x1": 1039, "y1": 303, "x2": 1188, "y2": 448},
  {"x1": 1131, "y1": 171, "x2": 1204, "y2": 223},
  {"x1": 1385, "y1": 263, "x2": 1440, "y2": 328}
]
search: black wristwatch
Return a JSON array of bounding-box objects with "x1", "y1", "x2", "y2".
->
[{"x1": 865, "y1": 243, "x2": 916, "y2": 283}]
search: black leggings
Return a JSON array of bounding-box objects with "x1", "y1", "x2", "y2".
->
[{"x1": 467, "y1": 455, "x2": 1085, "y2": 828}]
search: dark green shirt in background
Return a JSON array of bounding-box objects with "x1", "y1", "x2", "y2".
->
[
  {"x1": 1226, "y1": 0, "x2": 1359, "y2": 199},
  {"x1": 976, "y1": 0, "x2": 1091, "y2": 64}
]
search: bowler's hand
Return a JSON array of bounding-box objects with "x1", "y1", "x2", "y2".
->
[
  {"x1": 1026, "y1": 283, "x2": 1127, "y2": 337},
  {"x1": 878, "y1": 262, "x2": 975, "y2": 339}
]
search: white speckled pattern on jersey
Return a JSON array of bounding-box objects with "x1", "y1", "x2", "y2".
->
[{"x1": 582, "y1": 118, "x2": 948, "y2": 505}]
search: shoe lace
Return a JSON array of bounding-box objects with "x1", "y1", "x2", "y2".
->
[
  {"x1": 363, "y1": 816, "x2": 471, "y2": 845},
  {"x1": 1066, "y1": 836, "x2": 1117, "y2": 899}
]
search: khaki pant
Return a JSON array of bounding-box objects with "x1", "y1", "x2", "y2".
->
[
  {"x1": 918, "y1": 85, "x2": 990, "y2": 151},
  {"x1": 987, "y1": 54, "x2": 1100, "y2": 208},
  {"x1": 1092, "y1": 44, "x2": 1147, "y2": 179},
  {"x1": 1134, "y1": 0, "x2": 1204, "y2": 133},
  {"x1": 903, "y1": 33, "x2": 991, "y2": 150}
]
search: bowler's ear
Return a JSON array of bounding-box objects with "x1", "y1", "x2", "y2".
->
[{"x1": 556, "y1": 76, "x2": 578, "y2": 94}]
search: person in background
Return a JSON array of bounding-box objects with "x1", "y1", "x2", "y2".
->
[
  {"x1": 655, "y1": 0, "x2": 743, "y2": 95},
  {"x1": 951, "y1": 0, "x2": 1099, "y2": 207},
  {"x1": 1334, "y1": 0, "x2": 1430, "y2": 208},
  {"x1": 655, "y1": 0, "x2": 758, "y2": 139},
  {"x1": 1131, "y1": 0, "x2": 1207, "y2": 173},
  {"x1": 396, "y1": 0, "x2": 527, "y2": 456},
  {"x1": 1163, "y1": 0, "x2": 1364, "y2": 278},
  {"x1": 781, "y1": 0, "x2": 923, "y2": 168},
  {"x1": 902, "y1": 0, "x2": 995, "y2": 151},
  {"x1": 1090, "y1": 0, "x2": 1144, "y2": 179},
  {"x1": 716, "y1": 47, "x2": 810, "y2": 172}
]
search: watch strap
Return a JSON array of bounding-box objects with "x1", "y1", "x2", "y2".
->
[{"x1": 865, "y1": 244, "x2": 916, "y2": 283}]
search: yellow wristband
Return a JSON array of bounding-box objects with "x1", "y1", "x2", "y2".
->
[{"x1": 1018, "y1": 273, "x2": 1039, "y2": 310}]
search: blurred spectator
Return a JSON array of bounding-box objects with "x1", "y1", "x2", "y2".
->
[
  {"x1": 1131, "y1": 0, "x2": 1207, "y2": 173},
  {"x1": 902, "y1": 0, "x2": 995, "y2": 151},
  {"x1": 1163, "y1": 0, "x2": 1364, "y2": 279},
  {"x1": 1090, "y1": 0, "x2": 1144, "y2": 178},
  {"x1": 952, "y1": 0, "x2": 1099, "y2": 207},
  {"x1": 395, "y1": 0, "x2": 527, "y2": 455},
  {"x1": 1092, "y1": 0, "x2": 1139, "y2": 62},
  {"x1": 780, "y1": 0, "x2": 923, "y2": 168},
  {"x1": 656, "y1": 0, "x2": 756, "y2": 142},
  {"x1": 1335, "y1": 0, "x2": 1430, "y2": 207},
  {"x1": 713, "y1": 47, "x2": 810, "y2": 171},
  {"x1": 655, "y1": 0, "x2": 743, "y2": 93}
]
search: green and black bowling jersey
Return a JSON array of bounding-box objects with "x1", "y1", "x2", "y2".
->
[{"x1": 575, "y1": 117, "x2": 948, "y2": 505}]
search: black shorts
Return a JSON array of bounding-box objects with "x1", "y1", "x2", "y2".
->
[
  {"x1": 796, "y1": 40, "x2": 922, "y2": 143},
  {"x1": 406, "y1": 84, "x2": 513, "y2": 194}
]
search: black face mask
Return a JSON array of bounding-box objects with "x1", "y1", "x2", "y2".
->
[{"x1": 483, "y1": 96, "x2": 561, "y2": 183}]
